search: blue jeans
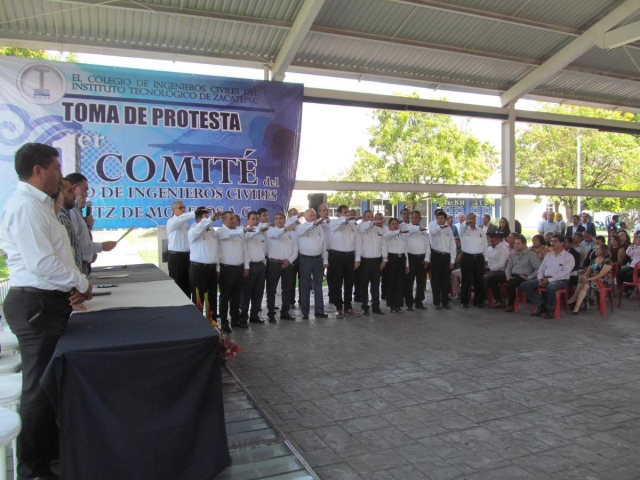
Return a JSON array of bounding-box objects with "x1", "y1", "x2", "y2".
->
[
  {"x1": 520, "y1": 278, "x2": 567, "y2": 311},
  {"x1": 299, "y1": 254, "x2": 325, "y2": 316}
]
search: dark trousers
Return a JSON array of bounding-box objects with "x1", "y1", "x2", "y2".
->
[
  {"x1": 484, "y1": 271, "x2": 507, "y2": 303},
  {"x1": 4, "y1": 288, "x2": 72, "y2": 479},
  {"x1": 299, "y1": 255, "x2": 325, "y2": 316},
  {"x1": 430, "y1": 252, "x2": 451, "y2": 306},
  {"x1": 168, "y1": 251, "x2": 191, "y2": 298},
  {"x1": 267, "y1": 260, "x2": 294, "y2": 315},
  {"x1": 386, "y1": 254, "x2": 407, "y2": 309},
  {"x1": 354, "y1": 266, "x2": 362, "y2": 301},
  {"x1": 289, "y1": 260, "x2": 299, "y2": 305},
  {"x1": 218, "y1": 264, "x2": 243, "y2": 326},
  {"x1": 619, "y1": 266, "x2": 634, "y2": 288},
  {"x1": 506, "y1": 274, "x2": 528, "y2": 305},
  {"x1": 241, "y1": 261, "x2": 266, "y2": 320},
  {"x1": 326, "y1": 250, "x2": 334, "y2": 303},
  {"x1": 330, "y1": 250, "x2": 356, "y2": 310},
  {"x1": 520, "y1": 278, "x2": 567, "y2": 310},
  {"x1": 381, "y1": 265, "x2": 387, "y2": 299},
  {"x1": 190, "y1": 263, "x2": 218, "y2": 320},
  {"x1": 461, "y1": 253, "x2": 485, "y2": 305},
  {"x1": 359, "y1": 257, "x2": 382, "y2": 309},
  {"x1": 405, "y1": 253, "x2": 426, "y2": 308}
]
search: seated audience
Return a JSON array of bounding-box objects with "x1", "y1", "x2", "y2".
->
[
  {"x1": 504, "y1": 235, "x2": 540, "y2": 312},
  {"x1": 495, "y1": 217, "x2": 510, "y2": 237},
  {"x1": 567, "y1": 244, "x2": 613, "y2": 315},
  {"x1": 618, "y1": 232, "x2": 640, "y2": 296},
  {"x1": 530, "y1": 234, "x2": 547, "y2": 261}
]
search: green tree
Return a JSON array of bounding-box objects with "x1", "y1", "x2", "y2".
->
[
  {"x1": 515, "y1": 104, "x2": 640, "y2": 219},
  {"x1": 0, "y1": 46, "x2": 78, "y2": 62},
  {"x1": 329, "y1": 94, "x2": 498, "y2": 209}
]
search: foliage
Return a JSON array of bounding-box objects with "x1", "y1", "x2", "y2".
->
[
  {"x1": 328, "y1": 94, "x2": 499, "y2": 210},
  {"x1": 515, "y1": 104, "x2": 640, "y2": 219},
  {"x1": 0, "y1": 47, "x2": 78, "y2": 62}
]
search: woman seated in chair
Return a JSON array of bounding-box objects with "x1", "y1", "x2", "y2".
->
[
  {"x1": 568, "y1": 244, "x2": 613, "y2": 315},
  {"x1": 530, "y1": 234, "x2": 547, "y2": 261},
  {"x1": 618, "y1": 233, "x2": 640, "y2": 297},
  {"x1": 609, "y1": 235, "x2": 628, "y2": 267},
  {"x1": 495, "y1": 217, "x2": 510, "y2": 238}
]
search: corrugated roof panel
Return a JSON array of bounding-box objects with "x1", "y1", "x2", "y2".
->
[
  {"x1": 132, "y1": 0, "x2": 301, "y2": 22},
  {"x1": 536, "y1": 70, "x2": 640, "y2": 106},
  {"x1": 572, "y1": 46, "x2": 640, "y2": 79}
]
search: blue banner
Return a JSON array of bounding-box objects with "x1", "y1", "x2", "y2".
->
[{"x1": 0, "y1": 57, "x2": 303, "y2": 228}]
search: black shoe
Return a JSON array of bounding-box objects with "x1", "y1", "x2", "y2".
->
[
  {"x1": 530, "y1": 305, "x2": 546, "y2": 317},
  {"x1": 302, "y1": 315, "x2": 309, "y2": 320},
  {"x1": 231, "y1": 321, "x2": 241, "y2": 328},
  {"x1": 544, "y1": 312, "x2": 553, "y2": 319},
  {"x1": 268, "y1": 314, "x2": 276, "y2": 323},
  {"x1": 372, "y1": 308, "x2": 386, "y2": 315},
  {"x1": 463, "y1": 303, "x2": 469, "y2": 309},
  {"x1": 274, "y1": 306, "x2": 280, "y2": 310},
  {"x1": 238, "y1": 322, "x2": 250, "y2": 329},
  {"x1": 315, "y1": 313, "x2": 329, "y2": 318},
  {"x1": 250, "y1": 317, "x2": 265, "y2": 324},
  {"x1": 568, "y1": 302, "x2": 576, "y2": 310},
  {"x1": 222, "y1": 324, "x2": 232, "y2": 333},
  {"x1": 280, "y1": 313, "x2": 295, "y2": 320},
  {"x1": 362, "y1": 307, "x2": 370, "y2": 315},
  {"x1": 406, "y1": 306, "x2": 414, "y2": 311},
  {"x1": 443, "y1": 304, "x2": 452, "y2": 310},
  {"x1": 415, "y1": 304, "x2": 426, "y2": 310},
  {"x1": 435, "y1": 305, "x2": 442, "y2": 310}
]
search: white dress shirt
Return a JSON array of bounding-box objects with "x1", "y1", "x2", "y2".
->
[
  {"x1": 244, "y1": 228, "x2": 267, "y2": 263},
  {"x1": 284, "y1": 216, "x2": 299, "y2": 228},
  {"x1": 70, "y1": 206, "x2": 103, "y2": 262},
  {"x1": 404, "y1": 223, "x2": 432, "y2": 258},
  {"x1": 320, "y1": 220, "x2": 332, "y2": 250},
  {"x1": 539, "y1": 220, "x2": 561, "y2": 234},
  {"x1": 266, "y1": 227, "x2": 298, "y2": 264},
  {"x1": 384, "y1": 230, "x2": 409, "y2": 267},
  {"x1": 458, "y1": 223, "x2": 487, "y2": 255},
  {"x1": 257, "y1": 223, "x2": 269, "y2": 255},
  {"x1": 216, "y1": 224, "x2": 249, "y2": 267},
  {"x1": 296, "y1": 222, "x2": 327, "y2": 263},
  {"x1": 188, "y1": 218, "x2": 219, "y2": 266},
  {"x1": 167, "y1": 211, "x2": 195, "y2": 252},
  {"x1": 428, "y1": 220, "x2": 457, "y2": 260},
  {"x1": 330, "y1": 216, "x2": 361, "y2": 254},
  {"x1": 487, "y1": 243, "x2": 510, "y2": 271},
  {"x1": 538, "y1": 249, "x2": 575, "y2": 282},
  {"x1": 0, "y1": 182, "x2": 88, "y2": 292},
  {"x1": 357, "y1": 221, "x2": 387, "y2": 261}
]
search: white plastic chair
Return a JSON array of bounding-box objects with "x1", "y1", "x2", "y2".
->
[
  {"x1": 0, "y1": 375, "x2": 21, "y2": 410},
  {"x1": 0, "y1": 407, "x2": 21, "y2": 480},
  {"x1": 0, "y1": 333, "x2": 18, "y2": 356},
  {"x1": 0, "y1": 355, "x2": 20, "y2": 376}
]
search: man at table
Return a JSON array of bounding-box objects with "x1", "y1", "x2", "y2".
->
[
  {"x1": 167, "y1": 200, "x2": 195, "y2": 297},
  {"x1": 188, "y1": 207, "x2": 222, "y2": 321},
  {"x1": 216, "y1": 211, "x2": 249, "y2": 332},
  {"x1": 0, "y1": 142, "x2": 92, "y2": 480}
]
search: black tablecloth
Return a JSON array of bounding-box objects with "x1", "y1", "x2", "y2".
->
[
  {"x1": 41, "y1": 305, "x2": 231, "y2": 480},
  {"x1": 90, "y1": 263, "x2": 171, "y2": 284}
]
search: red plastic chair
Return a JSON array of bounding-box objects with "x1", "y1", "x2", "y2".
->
[
  {"x1": 487, "y1": 282, "x2": 508, "y2": 307},
  {"x1": 531, "y1": 287, "x2": 569, "y2": 319},
  {"x1": 618, "y1": 263, "x2": 640, "y2": 307},
  {"x1": 595, "y1": 281, "x2": 614, "y2": 316},
  {"x1": 513, "y1": 287, "x2": 527, "y2": 312}
]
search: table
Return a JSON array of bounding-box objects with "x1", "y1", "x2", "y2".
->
[{"x1": 41, "y1": 265, "x2": 231, "y2": 480}]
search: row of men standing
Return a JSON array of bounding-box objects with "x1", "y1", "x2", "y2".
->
[{"x1": 165, "y1": 202, "x2": 459, "y2": 330}]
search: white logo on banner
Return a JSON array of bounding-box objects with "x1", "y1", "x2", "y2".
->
[{"x1": 17, "y1": 63, "x2": 67, "y2": 105}]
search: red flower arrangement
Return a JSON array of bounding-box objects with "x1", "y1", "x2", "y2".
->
[{"x1": 196, "y1": 289, "x2": 242, "y2": 361}]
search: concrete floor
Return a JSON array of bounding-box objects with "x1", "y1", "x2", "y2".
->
[{"x1": 228, "y1": 290, "x2": 640, "y2": 480}]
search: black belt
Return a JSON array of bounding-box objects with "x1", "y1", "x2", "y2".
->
[
  {"x1": 463, "y1": 252, "x2": 484, "y2": 258},
  {"x1": 361, "y1": 256, "x2": 382, "y2": 260},
  {"x1": 389, "y1": 253, "x2": 405, "y2": 257},
  {"x1": 12, "y1": 287, "x2": 69, "y2": 297},
  {"x1": 168, "y1": 251, "x2": 189, "y2": 255},
  {"x1": 220, "y1": 263, "x2": 243, "y2": 268},
  {"x1": 431, "y1": 250, "x2": 450, "y2": 256},
  {"x1": 408, "y1": 253, "x2": 425, "y2": 257},
  {"x1": 332, "y1": 250, "x2": 355, "y2": 255},
  {"x1": 191, "y1": 261, "x2": 216, "y2": 268},
  {"x1": 250, "y1": 261, "x2": 265, "y2": 265},
  {"x1": 300, "y1": 254, "x2": 322, "y2": 259}
]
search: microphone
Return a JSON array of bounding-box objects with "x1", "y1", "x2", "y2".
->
[
  {"x1": 144, "y1": 214, "x2": 160, "y2": 227},
  {"x1": 85, "y1": 201, "x2": 92, "y2": 217}
]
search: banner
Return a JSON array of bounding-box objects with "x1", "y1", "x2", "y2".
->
[{"x1": 0, "y1": 57, "x2": 303, "y2": 228}]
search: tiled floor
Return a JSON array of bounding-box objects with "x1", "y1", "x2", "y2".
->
[{"x1": 226, "y1": 288, "x2": 640, "y2": 479}]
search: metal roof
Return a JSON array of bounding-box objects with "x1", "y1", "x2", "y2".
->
[{"x1": 1, "y1": 0, "x2": 640, "y2": 110}]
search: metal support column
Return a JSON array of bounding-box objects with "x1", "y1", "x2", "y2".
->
[{"x1": 501, "y1": 104, "x2": 516, "y2": 227}]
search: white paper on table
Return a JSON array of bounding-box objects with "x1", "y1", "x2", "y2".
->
[{"x1": 73, "y1": 280, "x2": 192, "y2": 314}]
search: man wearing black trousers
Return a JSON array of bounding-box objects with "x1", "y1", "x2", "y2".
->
[
  {"x1": 266, "y1": 212, "x2": 298, "y2": 322},
  {"x1": 429, "y1": 209, "x2": 457, "y2": 310},
  {"x1": 458, "y1": 212, "x2": 487, "y2": 308},
  {"x1": 330, "y1": 205, "x2": 361, "y2": 317},
  {"x1": 403, "y1": 210, "x2": 431, "y2": 310},
  {"x1": 166, "y1": 200, "x2": 195, "y2": 297},
  {"x1": 241, "y1": 211, "x2": 269, "y2": 325},
  {"x1": 357, "y1": 210, "x2": 387, "y2": 315},
  {"x1": 1, "y1": 143, "x2": 93, "y2": 480},
  {"x1": 217, "y1": 211, "x2": 249, "y2": 332}
]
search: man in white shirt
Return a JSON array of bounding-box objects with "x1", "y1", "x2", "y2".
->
[
  {"x1": 266, "y1": 212, "x2": 298, "y2": 321},
  {"x1": 375, "y1": 212, "x2": 389, "y2": 302},
  {"x1": 296, "y1": 209, "x2": 329, "y2": 320},
  {"x1": 538, "y1": 211, "x2": 561, "y2": 235},
  {"x1": 459, "y1": 212, "x2": 487, "y2": 308},
  {"x1": 1, "y1": 143, "x2": 92, "y2": 480},
  {"x1": 217, "y1": 211, "x2": 249, "y2": 332},
  {"x1": 483, "y1": 233, "x2": 510, "y2": 308},
  {"x1": 357, "y1": 210, "x2": 387, "y2": 315},
  {"x1": 166, "y1": 200, "x2": 196, "y2": 296},
  {"x1": 241, "y1": 211, "x2": 269, "y2": 325},
  {"x1": 318, "y1": 204, "x2": 333, "y2": 304},
  {"x1": 286, "y1": 207, "x2": 302, "y2": 309},
  {"x1": 403, "y1": 210, "x2": 431, "y2": 311},
  {"x1": 520, "y1": 234, "x2": 575, "y2": 319},
  {"x1": 65, "y1": 173, "x2": 117, "y2": 275},
  {"x1": 188, "y1": 207, "x2": 222, "y2": 318},
  {"x1": 330, "y1": 205, "x2": 361, "y2": 317},
  {"x1": 429, "y1": 209, "x2": 457, "y2": 310}
]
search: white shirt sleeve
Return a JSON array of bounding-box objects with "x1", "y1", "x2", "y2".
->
[
  {"x1": 288, "y1": 233, "x2": 298, "y2": 265},
  {"x1": 330, "y1": 216, "x2": 348, "y2": 232},
  {"x1": 167, "y1": 211, "x2": 195, "y2": 233}
]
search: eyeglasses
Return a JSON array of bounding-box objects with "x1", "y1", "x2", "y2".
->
[{"x1": 175, "y1": 206, "x2": 185, "y2": 210}]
